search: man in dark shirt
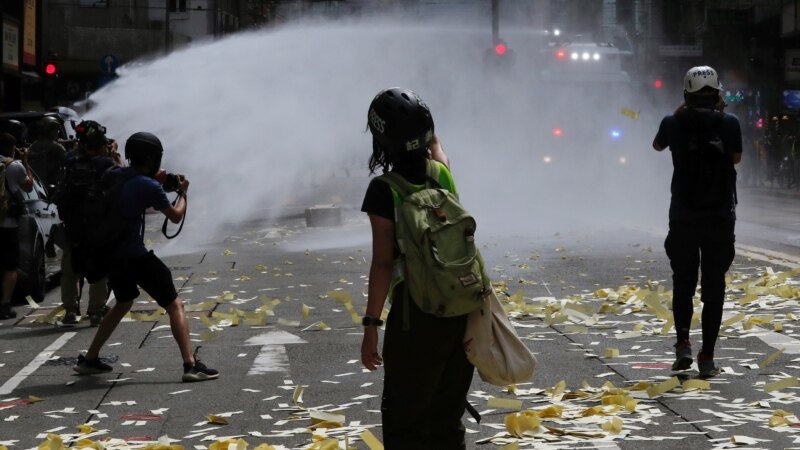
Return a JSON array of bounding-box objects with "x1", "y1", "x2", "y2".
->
[
  {"x1": 652, "y1": 65, "x2": 742, "y2": 378},
  {"x1": 73, "y1": 132, "x2": 218, "y2": 383}
]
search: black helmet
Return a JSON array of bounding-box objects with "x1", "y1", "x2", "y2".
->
[
  {"x1": 37, "y1": 115, "x2": 62, "y2": 135},
  {"x1": 74, "y1": 120, "x2": 108, "y2": 149},
  {"x1": 125, "y1": 132, "x2": 163, "y2": 164},
  {"x1": 368, "y1": 87, "x2": 434, "y2": 153},
  {"x1": 0, "y1": 120, "x2": 28, "y2": 145}
]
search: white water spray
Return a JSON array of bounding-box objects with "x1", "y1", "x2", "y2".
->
[{"x1": 86, "y1": 17, "x2": 672, "y2": 252}]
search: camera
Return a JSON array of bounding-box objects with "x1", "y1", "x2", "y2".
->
[{"x1": 162, "y1": 172, "x2": 186, "y2": 193}]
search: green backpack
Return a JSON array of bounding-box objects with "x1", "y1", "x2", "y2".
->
[{"x1": 378, "y1": 160, "x2": 489, "y2": 320}]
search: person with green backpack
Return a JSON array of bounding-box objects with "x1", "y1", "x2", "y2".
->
[{"x1": 360, "y1": 88, "x2": 488, "y2": 450}]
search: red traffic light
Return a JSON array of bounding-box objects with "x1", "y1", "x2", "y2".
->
[
  {"x1": 44, "y1": 63, "x2": 57, "y2": 76},
  {"x1": 495, "y1": 43, "x2": 507, "y2": 56},
  {"x1": 555, "y1": 50, "x2": 566, "y2": 60},
  {"x1": 552, "y1": 127, "x2": 563, "y2": 137},
  {"x1": 654, "y1": 79, "x2": 663, "y2": 89}
]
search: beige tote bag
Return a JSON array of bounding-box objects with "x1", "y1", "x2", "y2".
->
[{"x1": 463, "y1": 290, "x2": 537, "y2": 386}]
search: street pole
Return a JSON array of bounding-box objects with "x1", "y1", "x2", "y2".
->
[
  {"x1": 164, "y1": 0, "x2": 170, "y2": 53},
  {"x1": 491, "y1": 0, "x2": 499, "y2": 45}
]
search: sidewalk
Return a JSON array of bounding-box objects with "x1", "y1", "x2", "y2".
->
[{"x1": 739, "y1": 184, "x2": 800, "y2": 200}]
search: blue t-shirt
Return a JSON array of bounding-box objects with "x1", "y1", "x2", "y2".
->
[
  {"x1": 654, "y1": 109, "x2": 742, "y2": 221},
  {"x1": 114, "y1": 172, "x2": 171, "y2": 258}
]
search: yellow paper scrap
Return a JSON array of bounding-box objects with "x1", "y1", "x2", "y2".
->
[
  {"x1": 209, "y1": 439, "x2": 247, "y2": 450},
  {"x1": 77, "y1": 424, "x2": 97, "y2": 434},
  {"x1": 309, "y1": 410, "x2": 345, "y2": 428},
  {"x1": 487, "y1": 397, "x2": 523, "y2": 410},
  {"x1": 775, "y1": 321, "x2": 783, "y2": 332},
  {"x1": 682, "y1": 379, "x2": 710, "y2": 391},
  {"x1": 548, "y1": 380, "x2": 566, "y2": 398},
  {"x1": 292, "y1": 384, "x2": 304, "y2": 404},
  {"x1": 38, "y1": 433, "x2": 66, "y2": 450},
  {"x1": 498, "y1": 444, "x2": 519, "y2": 450},
  {"x1": 307, "y1": 438, "x2": 339, "y2": 450},
  {"x1": 731, "y1": 436, "x2": 759, "y2": 445},
  {"x1": 35, "y1": 306, "x2": 65, "y2": 324},
  {"x1": 252, "y1": 445, "x2": 276, "y2": 450},
  {"x1": 759, "y1": 348, "x2": 785, "y2": 369},
  {"x1": 535, "y1": 405, "x2": 563, "y2": 418},
  {"x1": 764, "y1": 376, "x2": 798, "y2": 393},
  {"x1": 660, "y1": 317, "x2": 674, "y2": 335},
  {"x1": 222, "y1": 249, "x2": 236, "y2": 256},
  {"x1": 28, "y1": 395, "x2": 44, "y2": 403},
  {"x1": 647, "y1": 376, "x2": 680, "y2": 398},
  {"x1": 722, "y1": 312, "x2": 746, "y2": 327},
  {"x1": 206, "y1": 415, "x2": 229, "y2": 425},
  {"x1": 302, "y1": 304, "x2": 310, "y2": 319},
  {"x1": 72, "y1": 439, "x2": 103, "y2": 450},
  {"x1": 604, "y1": 348, "x2": 619, "y2": 358},
  {"x1": 602, "y1": 417, "x2": 623, "y2": 434},
  {"x1": 359, "y1": 430, "x2": 384, "y2": 450},
  {"x1": 505, "y1": 411, "x2": 541, "y2": 438}
]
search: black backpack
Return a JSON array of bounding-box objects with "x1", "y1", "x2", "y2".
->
[
  {"x1": 80, "y1": 167, "x2": 140, "y2": 282},
  {"x1": 676, "y1": 109, "x2": 735, "y2": 211},
  {"x1": 54, "y1": 155, "x2": 98, "y2": 243}
]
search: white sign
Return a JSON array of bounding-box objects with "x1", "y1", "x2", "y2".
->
[
  {"x1": 2, "y1": 20, "x2": 19, "y2": 71},
  {"x1": 658, "y1": 45, "x2": 702, "y2": 57},
  {"x1": 786, "y1": 50, "x2": 800, "y2": 82}
]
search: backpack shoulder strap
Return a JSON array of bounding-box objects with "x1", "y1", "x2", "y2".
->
[
  {"x1": 377, "y1": 172, "x2": 414, "y2": 200},
  {"x1": 425, "y1": 159, "x2": 442, "y2": 189}
]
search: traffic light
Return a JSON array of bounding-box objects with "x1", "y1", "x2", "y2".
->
[
  {"x1": 483, "y1": 39, "x2": 516, "y2": 70},
  {"x1": 653, "y1": 79, "x2": 663, "y2": 89},
  {"x1": 42, "y1": 61, "x2": 59, "y2": 108}
]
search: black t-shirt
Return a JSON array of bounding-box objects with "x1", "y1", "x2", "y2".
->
[
  {"x1": 654, "y1": 109, "x2": 742, "y2": 222},
  {"x1": 361, "y1": 158, "x2": 429, "y2": 221}
]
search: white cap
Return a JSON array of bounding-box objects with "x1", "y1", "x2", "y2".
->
[{"x1": 684, "y1": 66, "x2": 722, "y2": 93}]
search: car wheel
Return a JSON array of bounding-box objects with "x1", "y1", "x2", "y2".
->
[{"x1": 28, "y1": 239, "x2": 46, "y2": 302}]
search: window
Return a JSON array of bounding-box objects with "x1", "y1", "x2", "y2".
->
[{"x1": 169, "y1": 0, "x2": 187, "y2": 12}]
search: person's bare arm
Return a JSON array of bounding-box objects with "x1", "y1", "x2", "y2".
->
[
  {"x1": 18, "y1": 153, "x2": 33, "y2": 193},
  {"x1": 160, "y1": 178, "x2": 189, "y2": 224},
  {"x1": 428, "y1": 134, "x2": 450, "y2": 168},
  {"x1": 361, "y1": 214, "x2": 394, "y2": 371}
]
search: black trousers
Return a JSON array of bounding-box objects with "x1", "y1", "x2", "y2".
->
[
  {"x1": 382, "y1": 289, "x2": 474, "y2": 450},
  {"x1": 665, "y1": 218, "x2": 735, "y2": 355}
]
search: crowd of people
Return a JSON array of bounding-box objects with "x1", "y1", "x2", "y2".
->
[
  {"x1": 0, "y1": 117, "x2": 218, "y2": 382},
  {"x1": 739, "y1": 116, "x2": 800, "y2": 189}
]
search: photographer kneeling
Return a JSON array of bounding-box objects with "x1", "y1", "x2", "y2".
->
[{"x1": 74, "y1": 132, "x2": 218, "y2": 382}]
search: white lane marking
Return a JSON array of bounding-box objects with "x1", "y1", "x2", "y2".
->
[
  {"x1": 0, "y1": 332, "x2": 77, "y2": 395},
  {"x1": 244, "y1": 331, "x2": 307, "y2": 375},
  {"x1": 592, "y1": 444, "x2": 622, "y2": 450},
  {"x1": 735, "y1": 244, "x2": 800, "y2": 269}
]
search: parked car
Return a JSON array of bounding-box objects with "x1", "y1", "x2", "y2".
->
[
  {"x1": 0, "y1": 111, "x2": 69, "y2": 302},
  {"x1": 14, "y1": 172, "x2": 62, "y2": 303}
]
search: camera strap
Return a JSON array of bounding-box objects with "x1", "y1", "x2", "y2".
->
[{"x1": 161, "y1": 193, "x2": 186, "y2": 239}]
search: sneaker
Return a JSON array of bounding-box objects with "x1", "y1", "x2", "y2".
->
[
  {"x1": 73, "y1": 354, "x2": 113, "y2": 375},
  {"x1": 62, "y1": 310, "x2": 79, "y2": 325},
  {"x1": 0, "y1": 305, "x2": 17, "y2": 320},
  {"x1": 672, "y1": 339, "x2": 693, "y2": 371},
  {"x1": 697, "y1": 351, "x2": 720, "y2": 379},
  {"x1": 182, "y1": 360, "x2": 219, "y2": 382},
  {"x1": 89, "y1": 314, "x2": 103, "y2": 327}
]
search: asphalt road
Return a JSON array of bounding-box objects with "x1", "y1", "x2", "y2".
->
[{"x1": 1, "y1": 178, "x2": 800, "y2": 450}]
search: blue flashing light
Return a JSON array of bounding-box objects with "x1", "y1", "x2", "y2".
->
[{"x1": 610, "y1": 129, "x2": 622, "y2": 139}]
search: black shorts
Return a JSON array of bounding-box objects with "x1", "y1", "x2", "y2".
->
[
  {"x1": 109, "y1": 251, "x2": 178, "y2": 308},
  {"x1": 0, "y1": 227, "x2": 20, "y2": 271}
]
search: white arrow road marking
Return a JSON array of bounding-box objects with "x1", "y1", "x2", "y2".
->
[
  {"x1": 0, "y1": 332, "x2": 77, "y2": 395},
  {"x1": 244, "y1": 330, "x2": 307, "y2": 375}
]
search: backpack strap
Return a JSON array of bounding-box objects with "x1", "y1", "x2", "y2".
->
[
  {"x1": 378, "y1": 171, "x2": 414, "y2": 200},
  {"x1": 425, "y1": 159, "x2": 442, "y2": 189}
]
